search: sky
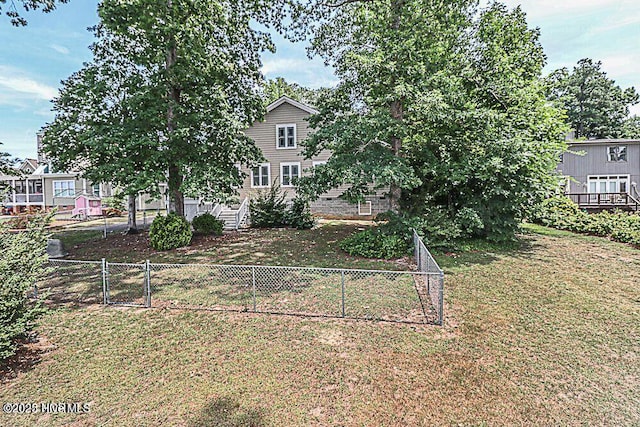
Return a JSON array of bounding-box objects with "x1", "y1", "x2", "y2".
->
[{"x1": 0, "y1": 0, "x2": 639, "y2": 160}]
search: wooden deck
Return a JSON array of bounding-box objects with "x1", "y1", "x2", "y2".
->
[{"x1": 567, "y1": 193, "x2": 640, "y2": 212}]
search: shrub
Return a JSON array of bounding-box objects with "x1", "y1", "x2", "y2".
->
[
  {"x1": 0, "y1": 213, "x2": 50, "y2": 362},
  {"x1": 249, "y1": 182, "x2": 287, "y2": 228},
  {"x1": 283, "y1": 197, "x2": 315, "y2": 230},
  {"x1": 149, "y1": 213, "x2": 192, "y2": 250},
  {"x1": 531, "y1": 196, "x2": 640, "y2": 247},
  {"x1": 192, "y1": 212, "x2": 224, "y2": 236},
  {"x1": 339, "y1": 228, "x2": 410, "y2": 259}
]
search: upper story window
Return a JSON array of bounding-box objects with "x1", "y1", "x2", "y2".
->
[
  {"x1": 276, "y1": 124, "x2": 296, "y2": 149},
  {"x1": 53, "y1": 180, "x2": 76, "y2": 197},
  {"x1": 607, "y1": 146, "x2": 627, "y2": 162}
]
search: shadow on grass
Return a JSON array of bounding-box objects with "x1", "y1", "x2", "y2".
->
[
  {"x1": 0, "y1": 336, "x2": 47, "y2": 382},
  {"x1": 189, "y1": 397, "x2": 265, "y2": 427}
]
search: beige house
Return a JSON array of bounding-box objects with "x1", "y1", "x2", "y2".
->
[{"x1": 239, "y1": 96, "x2": 390, "y2": 218}]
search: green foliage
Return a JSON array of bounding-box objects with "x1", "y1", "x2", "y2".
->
[
  {"x1": 0, "y1": 212, "x2": 50, "y2": 362},
  {"x1": 621, "y1": 115, "x2": 640, "y2": 139},
  {"x1": 296, "y1": 1, "x2": 568, "y2": 242},
  {"x1": 249, "y1": 182, "x2": 288, "y2": 228},
  {"x1": 43, "y1": 0, "x2": 274, "y2": 217},
  {"x1": 149, "y1": 213, "x2": 192, "y2": 251},
  {"x1": 339, "y1": 228, "x2": 410, "y2": 259},
  {"x1": 192, "y1": 213, "x2": 224, "y2": 236},
  {"x1": 531, "y1": 196, "x2": 640, "y2": 246},
  {"x1": 546, "y1": 58, "x2": 639, "y2": 138},
  {"x1": 283, "y1": 197, "x2": 315, "y2": 230},
  {"x1": 263, "y1": 77, "x2": 329, "y2": 108}
]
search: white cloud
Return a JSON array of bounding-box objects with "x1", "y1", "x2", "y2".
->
[
  {"x1": 50, "y1": 44, "x2": 70, "y2": 55},
  {"x1": 262, "y1": 58, "x2": 313, "y2": 75},
  {"x1": 0, "y1": 66, "x2": 58, "y2": 103}
]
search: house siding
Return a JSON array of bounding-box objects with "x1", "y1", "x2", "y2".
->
[
  {"x1": 241, "y1": 99, "x2": 390, "y2": 218},
  {"x1": 559, "y1": 141, "x2": 640, "y2": 198}
]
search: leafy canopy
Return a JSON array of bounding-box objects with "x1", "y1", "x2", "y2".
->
[
  {"x1": 546, "y1": 58, "x2": 639, "y2": 139},
  {"x1": 296, "y1": 0, "x2": 567, "y2": 241},
  {"x1": 44, "y1": 0, "x2": 283, "y2": 216}
]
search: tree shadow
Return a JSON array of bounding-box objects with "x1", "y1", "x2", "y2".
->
[
  {"x1": 0, "y1": 334, "x2": 52, "y2": 382},
  {"x1": 188, "y1": 397, "x2": 266, "y2": 427}
]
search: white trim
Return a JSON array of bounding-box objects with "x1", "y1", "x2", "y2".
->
[
  {"x1": 250, "y1": 163, "x2": 271, "y2": 188},
  {"x1": 586, "y1": 174, "x2": 630, "y2": 193},
  {"x1": 266, "y1": 95, "x2": 319, "y2": 115},
  {"x1": 52, "y1": 179, "x2": 76, "y2": 198},
  {"x1": 312, "y1": 160, "x2": 327, "y2": 167},
  {"x1": 276, "y1": 124, "x2": 297, "y2": 149},
  {"x1": 280, "y1": 162, "x2": 301, "y2": 187},
  {"x1": 358, "y1": 201, "x2": 372, "y2": 216}
]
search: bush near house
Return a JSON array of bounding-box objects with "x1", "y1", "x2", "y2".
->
[
  {"x1": 530, "y1": 196, "x2": 640, "y2": 246},
  {"x1": 149, "y1": 213, "x2": 193, "y2": 250},
  {"x1": 192, "y1": 213, "x2": 224, "y2": 236},
  {"x1": 250, "y1": 183, "x2": 315, "y2": 230},
  {"x1": 0, "y1": 213, "x2": 50, "y2": 362}
]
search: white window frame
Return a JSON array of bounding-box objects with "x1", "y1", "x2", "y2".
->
[
  {"x1": 587, "y1": 175, "x2": 630, "y2": 194},
  {"x1": 250, "y1": 163, "x2": 271, "y2": 188},
  {"x1": 312, "y1": 160, "x2": 327, "y2": 168},
  {"x1": 358, "y1": 201, "x2": 372, "y2": 216},
  {"x1": 53, "y1": 180, "x2": 76, "y2": 198},
  {"x1": 280, "y1": 162, "x2": 301, "y2": 187},
  {"x1": 607, "y1": 146, "x2": 627, "y2": 162},
  {"x1": 276, "y1": 124, "x2": 297, "y2": 149}
]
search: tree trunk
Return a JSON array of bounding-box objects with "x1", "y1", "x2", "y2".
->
[
  {"x1": 127, "y1": 194, "x2": 139, "y2": 234},
  {"x1": 387, "y1": 0, "x2": 405, "y2": 213},
  {"x1": 165, "y1": 0, "x2": 185, "y2": 217}
]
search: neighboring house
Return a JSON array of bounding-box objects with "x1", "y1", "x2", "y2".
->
[
  {"x1": 0, "y1": 158, "x2": 112, "y2": 214},
  {"x1": 558, "y1": 138, "x2": 640, "y2": 211},
  {"x1": 239, "y1": 96, "x2": 390, "y2": 218}
]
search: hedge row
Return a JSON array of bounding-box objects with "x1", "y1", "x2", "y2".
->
[{"x1": 530, "y1": 196, "x2": 640, "y2": 246}]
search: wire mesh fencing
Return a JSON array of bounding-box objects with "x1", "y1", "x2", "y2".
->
[
  {"x1": 413, "y1": 230, "x2": 444, "y2": 325},
  {"x1": 42, "y1": 235, "x2": 443, "y2": 325},
  {"x1": 41, "y1": 259, "x2": 104, "y2": 305}
]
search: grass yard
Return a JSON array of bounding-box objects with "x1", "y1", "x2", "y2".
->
[{"x1": 1, "y1": 222, "x2": 639, "y2": 425}]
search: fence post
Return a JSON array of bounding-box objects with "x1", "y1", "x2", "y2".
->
[
  {"x1": 252, "y1": 266, "x2": 257, "y2": 312},
  {"x1": 426, "y1": 254, "x2": 431, "y2": 294},
  {"x1": 145, "y1": 259, "x2": 151, "y2": 308},
  {"x1": 103, "y1": 216, "x2": 107, "y2": 239},
  {"x1": 341, "y1": 270, "x2": 345, "y2": 317},
  {"x1": 101, "y1": 258, "x2": 108, "y2": 304},
  {"x1": 438, "y1": 272, "x2": 444, "y2": 326}
]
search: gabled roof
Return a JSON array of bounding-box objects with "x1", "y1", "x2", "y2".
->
[
  {"x1": 18, "y1": 158, "x2": 39, "y2": 172},
  {"x1": 266, "y1": 95, "x2": 319, "y2": 115}
]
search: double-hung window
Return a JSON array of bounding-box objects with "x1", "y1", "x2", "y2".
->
[
  {"x1": 251, "y1": 163, "x2": 271, "y2": 188},
  {"x1": 280, "y1": 162, "x2": 300, "y2": 187},
  {"x1": 276, "y1": 124, "x2": 296, "y2": 149},
  {"x1": 53, "y1": 180, "x2": 76, "y2": 197}
]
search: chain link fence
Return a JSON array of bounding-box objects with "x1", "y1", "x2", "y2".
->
[
  {"x1": 41, "y1": 234, "x2": 443, "y2": 324},
  {"x1": 413, "y1": 230, "x2": 444, "y2": 325}
]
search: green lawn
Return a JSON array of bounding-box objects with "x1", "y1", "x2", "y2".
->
[{"x1": 1, "y1": 222, "x2": 638, "y2": 426}]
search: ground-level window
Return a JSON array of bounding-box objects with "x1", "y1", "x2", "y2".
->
[
  {"x1": 607, "y1": 146, "x2": 627, "y2": 162},
  {"x1": 587, "y1": 175, "x2": 629, "y2": 194},
  {"x1": 53, "y1": 180, "x2": 76, "y2": 197},
  {"x1": 358, "y1": 201, "x2": 372, "y2": 216},
  {"x1": 280, "y1": 162, "x2": 300, "y2": 187},
  {"x1": 251, "y1": 163, "x2": 271, "y2": 188},
  {"x1": 276, "y1": 124, "x2": 296, "y2": 149}
]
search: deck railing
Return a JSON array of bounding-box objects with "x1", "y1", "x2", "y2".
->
[{"x1": 566, "y1": 193, "x2": 640, "y2": 211}]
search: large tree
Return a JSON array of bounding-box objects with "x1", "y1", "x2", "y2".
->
[
  {"x1": 44, "y1": 0, "x2": 276, "y2": 220},
  {"x1": 546, "y1": 58, "x2": 639, "y2": 139},
  {"x1": 1, "y1": 0, "x2": 68, "y2": 25},
  {"x1": 296, "y1": 1, "x2": 567, "y2": 241},
  {"x1": 262, "y1": 77, "x2": 330, "y2": 107}
]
